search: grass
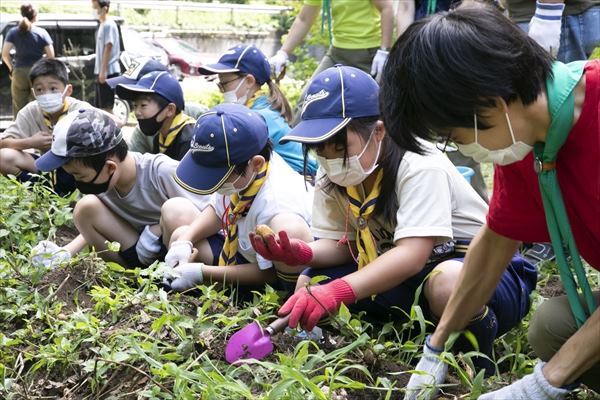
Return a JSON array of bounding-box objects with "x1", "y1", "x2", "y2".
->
[{"x1": 1, "y1": 176, "x2": 598, "y2": 399}]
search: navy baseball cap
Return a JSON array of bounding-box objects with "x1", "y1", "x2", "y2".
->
[
  {"x1": 281, "y1": 65, "x2": 380, "y2": 144},
  {"x1": 116, "y1": 70, "x2": 184, "y2": 110},
  {"x1": 198, "y1": 44, "x2": 271, "y2": 85},
  {"x1": 174, "y1": 103, "x2": 269, "y2": 195},
  {"x1": 106, "y1": 57, "x2": 168, "y2": 89},
  {"x1": 36, "y1": 108, "x2": 122, "y2": 172}
]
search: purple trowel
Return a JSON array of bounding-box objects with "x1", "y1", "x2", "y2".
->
[{"x1": 225, "y1": 315, "x2": 290, "y2": 364}]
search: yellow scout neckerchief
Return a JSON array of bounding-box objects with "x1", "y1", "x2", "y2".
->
[
  {"x1": 42, "y1": 100, "x2": 70, "y2": 131},
  {"x1": 219, "y1": 162, "x2": 270, "y2": 266},
  {"x1": 346, "y1": 169, "x2": 383, "y2": 269},
  {"x1": 158, "y1": 113, "x2": 196, "y2": 153}
]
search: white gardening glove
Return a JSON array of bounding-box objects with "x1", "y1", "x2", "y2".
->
[
  {"x1": 269, "y1": 50, "x2": 289, "y2": 75},
  {"x1": 164, "y1": 240, "x2": 193, "y2": 267},
  {"x1": 162, "y1": 263, "x2": 204, "y2": 292},
  {"x1": 528, "y1": 1, "x2": 565, "y2": 57},
  {"x1": 480, "y1": 361, "x2": 569, "y2": 400},
  {"x1": 135, "y1": 225, "x2": 163, "y2": 266},
  {"x1": 370, "y1": 49, "x2": 389, "y2": 82},
  {"x1": 404, "y1": 336, "x2": 448, "y2": 400},
  {"x1": 31, "y1": 240, "x2": 71, "y2": 268}
]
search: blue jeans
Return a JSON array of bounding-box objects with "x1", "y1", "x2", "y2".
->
[{"x1": 518, "y1": 6, "x2": 600, "y2": 62}]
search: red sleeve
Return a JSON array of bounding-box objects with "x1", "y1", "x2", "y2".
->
[{"x1": 486, "y1": 153, "x2": 550, "y2": 243}]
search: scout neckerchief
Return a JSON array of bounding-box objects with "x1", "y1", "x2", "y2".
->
[
  {"x1": 245, "y1": 89, "x2": 267, "y2": 109},
  {"x1": 426, "y1": 0, "x2": 438, "y2": 15},
  {"x1": 158, "y1": 113, "x2": 196, "y2": 153},
  {"x1": 42, "y1": 100, "x2": 70, "y2": 131},
  {"x1": 321, "y1": 0, "x2": 333, "y2": 46},
  {"x1": 346, "y1": 168, "x2": 383, "y2": 269},
  {"x1": 219, "y1": 162, "x2": 270, "y2": 266},
  {"x1": 535, "y1": 60, "x2": 596, "y2": 327}
]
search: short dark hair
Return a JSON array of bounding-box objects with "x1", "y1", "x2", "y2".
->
[
  {"x1": 304, "y1": 116, "x2": 405, "y2": 223},
  {"x1": 132, "y1": 92, "x2": 181, "y2": 114},
  {"x1": 29, "y1": 59, "x2": 69, "y2": 85},
  {"x1": 380, "y1": 4, "x2": 553, "y2": 154},
  {"x1": 96, "y1": 0, "x2": 110, "y2": 9},
  {"x1": 75, "y1": 138, "x2": 128, "y2": 172},
  {"x1": 232, "y1": 139, "x2": 273, "y2": 176}
]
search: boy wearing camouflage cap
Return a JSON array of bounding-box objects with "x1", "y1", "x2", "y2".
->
[{"x1": 30, "y1": 108, "x2": 210, "y2": 269}]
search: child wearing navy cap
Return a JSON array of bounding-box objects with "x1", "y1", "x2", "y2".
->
[
  {"x1": 250, "y1": 66, "x2": 537, "y2": 380},
  {"x1": 116, "y1": 71, "x2": 196, "y2": 161},
  {"x1": 198, "y1": 44, "x2": 318, "y2": 177},
  {"x1": 161, "y1": 103, "x2": 313, "y2": 294},
  {"x1": 29, "y1": 108, "x2": 210, "y2": 269}
]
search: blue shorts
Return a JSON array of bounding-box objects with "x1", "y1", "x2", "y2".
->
[
  {"x1": 301, "y1": 252, "x2": 537, "y2": 334},
  {"x1": 205, "y1": 233, "x2": 249, "y2": 265},
  {"x1": 206, "y1": 233, "x2": 302, "y2": 295}
]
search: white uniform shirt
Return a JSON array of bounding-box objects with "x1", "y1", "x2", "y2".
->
[
  {"x1": 210, "y1": 152, "x2": 314, "y2": 269},
  {"x1": 311, "y1": 140, "x2": 488, "y2": 255},
  {"x1": 99, "y1": 152, "x2": 210, "y2": 232}
]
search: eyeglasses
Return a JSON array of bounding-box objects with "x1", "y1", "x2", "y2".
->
[
  {"x1": 216, "y1": 75, "x2": 245, "y2": 93},
  {"x1": 436, "y1": 135, "x2": 456, "y2": 153}
]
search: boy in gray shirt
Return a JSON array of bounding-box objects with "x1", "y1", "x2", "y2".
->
[{"x1": 30, "y1": 108, "x2": 210, "y2": 268}]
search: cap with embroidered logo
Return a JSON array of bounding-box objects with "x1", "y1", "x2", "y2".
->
[
  {"x1": 106, "y1": 57, "x2": 168, "y2": 89},
  {"x1": 174, "y1": 103, "x2": 269, "y2": 195},
  {"x1": 280, "y1": 65, "x2": 380, "y2": 144},
  {"x1": 35, "y1": 108, "x2": 122, "y2": 172},
  {"x1": 116, "y1": 70, "x2": 184, "y2": 110},
  {"x1": 198, "y1": 44, "x2": 271, "y2": 85}
]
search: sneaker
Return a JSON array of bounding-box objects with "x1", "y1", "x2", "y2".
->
[{"x1": 523, "y1": 242, "x2": 556, "y2": 264}]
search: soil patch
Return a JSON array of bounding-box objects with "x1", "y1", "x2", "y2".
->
[
  {"x1": 37, "y1": 260, "x2": 96, "y2": 312},
  {"x1": 538, "y1": 275, "x2": 566, "y2": 298}
]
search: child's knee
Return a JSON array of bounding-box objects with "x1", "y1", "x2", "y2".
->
[
  {"x1": 0, "y1": 148, "x2": 21, "y2": 173},
  {"x1": 73, "y1": 195, "x2": 104, "y2": 221},
  {"x1": 161, "y1": 197, "x2": 197, "y2": 226},
  {"x1": 425, "y1": 260, "x2": 462, "y2": 317}
]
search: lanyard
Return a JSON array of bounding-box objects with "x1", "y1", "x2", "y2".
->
[{"x1": 534, "y1": 61, "x2": 596, "y2": 327}]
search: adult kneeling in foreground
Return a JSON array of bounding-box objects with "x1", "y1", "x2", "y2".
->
[{"x1": 380, "y1": 4, "x2": 600, "y2": 400}]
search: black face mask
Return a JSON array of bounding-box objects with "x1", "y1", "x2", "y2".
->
[
  {"x1": 75, "y1": 166, "x2": 114, "y2": 195},
  {"x1": 138, "y1": 105, "x2": 168, "y2": 136}
]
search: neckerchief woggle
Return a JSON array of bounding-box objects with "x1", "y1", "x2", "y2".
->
[{"x1": 535, "y1": 61, "x2": 596, "y2": 327}]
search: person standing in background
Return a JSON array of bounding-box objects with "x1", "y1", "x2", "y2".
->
[
  {"x1": 91, "y1": 0, "x2": 120, "y2": 113},
  {"x1": 270, "y1": 0, "x2": 393, "y2": 125},
  {"x1": 505, "y1": 0, "x2": 599, "y2": 62},
  {"x1": 2, "y1": 3, "x2": 54, "y2": 118}
]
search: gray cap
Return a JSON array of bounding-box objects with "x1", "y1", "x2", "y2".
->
[{"x1": 35, "y1": 108, "x2": 123, "y2": 172}]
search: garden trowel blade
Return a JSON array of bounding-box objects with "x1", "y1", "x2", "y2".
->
[{"x1": 225, "y1": 321, "x2": 274, "y2": 364}]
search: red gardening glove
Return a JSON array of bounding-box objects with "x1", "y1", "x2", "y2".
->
[
  {"x1": 249, "y1": 230, "x2": 313, "y2": 266},
  {"x1": 278, "y1": 279, "x2": 356, "y2": 331}
]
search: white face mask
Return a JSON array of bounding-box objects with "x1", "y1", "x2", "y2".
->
[
  {"x1": 317, "y1": 132, "x2": 382, "y2": 186},
  {"x1": 216, "y1": 169, "x2": 256, "y2": 195},
  {"x1": 35, "y1": 87, "x2": 67, "y2": 113},
  {"x1": 222, "y1": 78, "x2": 248, "y2": 105},
  {"x1": 457, "y1": 113, "x2": 533, "y2": 165},
  {"x1": 92, "y1": 9, "x2": 101, "y2": 19}
]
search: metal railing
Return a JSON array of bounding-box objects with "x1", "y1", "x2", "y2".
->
[{"x1": 1, "y1": 0, "x2": 291, "y2": 14}]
